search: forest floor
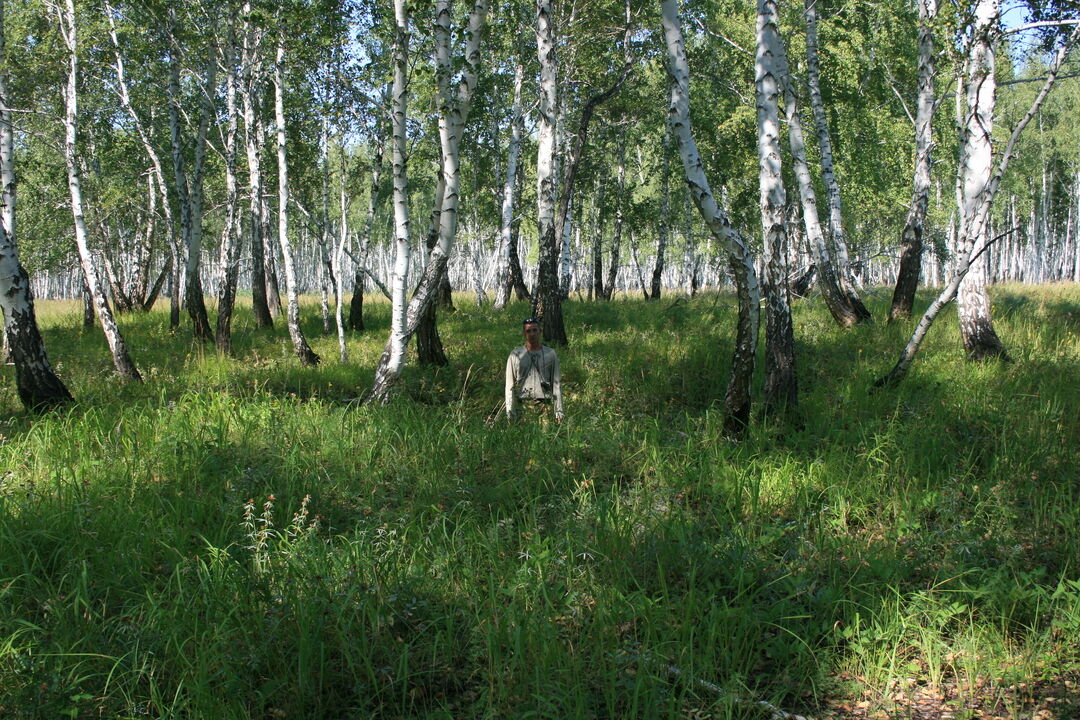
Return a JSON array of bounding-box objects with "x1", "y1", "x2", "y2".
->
[{"x1": 0, "y1": 284, "x2": 1078, "y2": 719}]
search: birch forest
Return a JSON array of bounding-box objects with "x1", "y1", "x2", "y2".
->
[
  {"x1": 2, "y1": 0, "x2": 1080, "y2": 717},
  {"x1": 1, "y1": 0, "x2": 1078, "y2": 410}
]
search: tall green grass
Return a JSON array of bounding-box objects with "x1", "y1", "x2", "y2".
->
[{"x1": 1, "y1": 285, "x2": 1078, "y2": 718}]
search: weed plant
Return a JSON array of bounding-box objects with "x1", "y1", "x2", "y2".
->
[{"x1": 0, "y1": 285, "x2": 1078, "y2": 719}]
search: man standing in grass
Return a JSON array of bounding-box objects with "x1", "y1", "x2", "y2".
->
[{"x1": 505, "y1": 317, "x2": 563, "y2": 423}]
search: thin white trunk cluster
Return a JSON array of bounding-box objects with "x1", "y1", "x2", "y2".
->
[{"x1": 369, "y1": 0, "x2": 488, "y2": 402}]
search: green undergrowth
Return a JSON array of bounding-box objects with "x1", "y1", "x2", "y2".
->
[{"x1": 0, "y1": 285, "x2": 1078, "y2": 719}]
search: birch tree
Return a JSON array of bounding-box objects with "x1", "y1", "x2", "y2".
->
[
  {"x1": 241, "y1": 0, "x2": 274, "y2": 330},
  {"x1": 369, "y1": 0, "x2": 489, "y2": 401},
  {"x1": 216, "y1": 11, "x2": 243, "y2": 354},
  {"x1": 493, "y1": 58, "x2": 525, "y2": 309},
  {"x1": 756, "y1": 0, "x2": 796, "y2": 413},
  {"x1": 889, "y1": 0, "x2": 938, "y2": 321},
  {"x1": 662, "y1": 0, "x2": 760, "y2": 436},
  {"x1": 803, "y1": 0, "x2": 870, "y2": 322},
  {"x1": 103, "y1": 0, "x2": 180, "y2": 322},
  {"x1": 52, "y1": 0, "x2": 140, "y2": 381},
  {"x1": 649, "y1": 119, "x2": 672, "y2": 300},
  {"x1": 273, "y1": 23, "x2": 319, "y2": 366},
  {"x1": 876, "y1": 7, "x2": 1079, "y2": 386},
  {"x1": 778, "y1": 35, "x2": 865, "y2": 328},
  {"x1": 531, "y1": 0, "x2": 568, "y2": 345},
  {"x1": 954, "y1": 0, "x2": 1006, "y2": 360},
  {"x1": 0, "y1": 0, "x2": 71, "y2": 409},
  {"x1": 168, "y1": 8, "x2": 217, "y2": 343}
]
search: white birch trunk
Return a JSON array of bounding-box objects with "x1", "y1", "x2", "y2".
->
[
  {"x1": 53, "y1": 0, "x2": 140, "y2": 380},
  {"x1": 804, "y1": 0, "x2": 864, "y2": 312},
  {"x1": 274, "y1": 34, "x2": 319, "y2": 365},
  {"x1": 955, "y1": 0, "x2": 1006, "y2": 360},
  {"x1": 890, "y1": 0, "x2": 937, "y2": 321},
  {"x1": 493, "y1": 60, "x2": 524, "y2": 309},
  {"x1": 778, "y1": 37, "x2": 864, "y2": 327},
  {"x1": 216, "y1": 16, "x2": 243, "y2": 352},
  {"x1": 532, "y1": 0, "x2": 568, "y2": 344},
  {"x1": 757, "y1": 0, "x2": 796, "y2": 412},
  {"x1": 662, "y1": 0, "x2": 759, "y2": 436},
  {"x1": 0, "y1": 0, "x2": 71, "y2": 408},
  {"x1": 370, "y1": 0, "x2": 489, "y2": 400},
  {"x1": 370, "y1": 0, "x2": 413, "y2": 400}
]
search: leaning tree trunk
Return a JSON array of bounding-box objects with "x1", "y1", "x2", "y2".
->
[
  {"x1": 804, "y1": 0, "x2": 870, "y2": 322},
  {"x1": 0, "y1": 0, "x2": 71, "y2": 409},
  {"x1": 876, "y1": 8, "x2": 1077, "y2": 386},
  {"x1": 0, "y1": 220, "x2": 72, "y2": 409},
  {"x1": 757, "y1": 0, "x2": 797, "y2": 414},
  {"x1": 890, "y1": 0, "x2": 937, "y2": 322},
  {"x1": 778, "y1": 41, "x2": 863, "y2": 328},
  {"x1": 55, "y1": 0, "x2": 140, "y2": 381},
  {"x1": 531, "y1": 0, "x2": 567, "y2": 345},
  {"x1": 416, "y1": 174, "x2": 448, "y2": 366},
  {"x1": 662, "y1": 0, "x2": 759, "y2": 437},
  {"x1": 494, "y1": 59, "x2": 525, "y2": 309},
  {"x1": 105, "y1": 1, "x2": 179, "y2": 319},
  {"x1": 274, "y1": 33, "x2": 319, "y2": 366}
]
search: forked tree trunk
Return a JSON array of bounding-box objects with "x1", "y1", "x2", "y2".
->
[
  {"x1": 662, "y1": 0, "x2": 759, "y2": 437},
  {"x1": 274, "y1": 34, "x2": 319, "y2": 365},
  {"x1": 371, "y1": 0, "x2": 488, "y2": 400},
  {"x1": 804, "y1": 0, "x2": 870, "y2": 322},
  {"x1": 531, "y1": 0, "x2": 567, "y2": 345},
  {"x1": 890, "y1": 0, "x2": 937, "y2": 321},
  {"x1": 778, "y1": 41, "x2": 863, "y2": 328},
  {"x1": 168, "y1": 10, "x2": 215, "y2": 342},
  {"x1": 55, "y1": 0, "x2": 140, "y2": 381},
  {"x1": 105, "y1": 1, "x2": 178, "y2": 318},
  {"x1": 757, "y1": 0, "x2": 797, "y2": 414}
]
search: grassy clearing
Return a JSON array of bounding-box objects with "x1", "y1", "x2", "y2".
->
[{"x1": 0, "y1": 285, "x2": 1078, "y2": 719}]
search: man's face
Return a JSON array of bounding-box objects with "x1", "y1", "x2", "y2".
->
[{"x1": 523, "y1": 322, "x2": 541, "y2": 343}]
